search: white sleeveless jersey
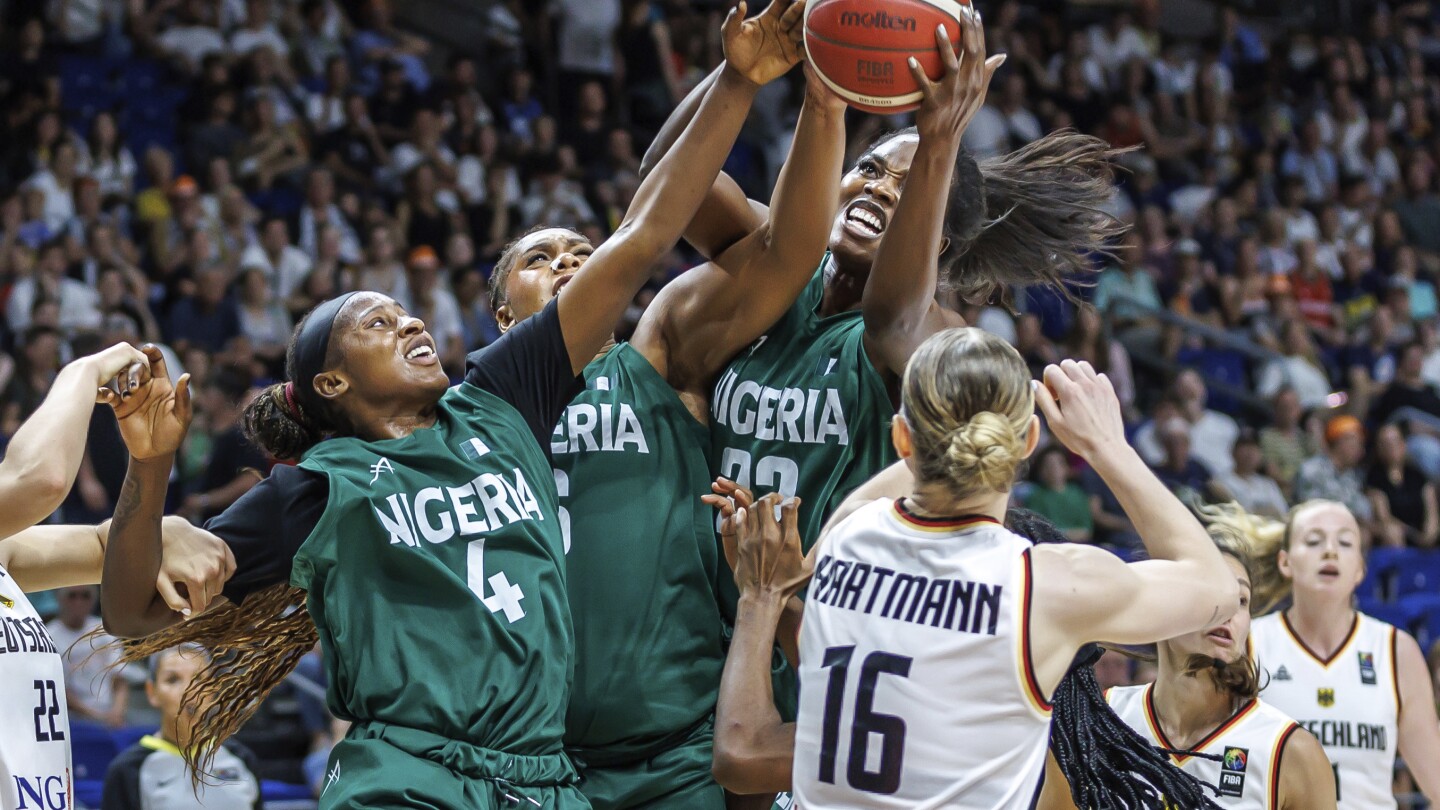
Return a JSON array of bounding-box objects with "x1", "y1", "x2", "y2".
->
[
  {"x1": 1250, "y1": 611, "x2": 1399, "y2": 810},
  {"x1": 1107, "y1": 684, "x2": 1301, "y2": 810},
  {"x1": 793, "y1": 499, "x2": 1051, "y2": 809},
  {"x1": 0, "y1": 563, "x2": 73, "y2": 810}
]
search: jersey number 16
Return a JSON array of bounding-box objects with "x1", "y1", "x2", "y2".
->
[{"x1": 819, "y1": 646, "x2": 912, "y2": 795}]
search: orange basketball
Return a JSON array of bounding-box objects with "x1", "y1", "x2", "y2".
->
[{"x1": 804, "y1": 0, "x2": 972, "y2": 114}]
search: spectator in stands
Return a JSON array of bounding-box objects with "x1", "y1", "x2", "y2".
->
[
  {"x1": 1393, "y1": 158, "x2": 1440, "y2": 257},
  {"x1": 1391, "y1": 246, "x2": 1438, "y2": 325},
  {"x1": 1060, "y1": 304, "x2": 1136, "y2": 422},
  {"x1": 1257, "y1": 318, "x2": 1335, "y2": 410},
  {"x1": 151, "y1": 0, "x2": 228, "y2": 74},
  {"x1": 389, "y1": 108, "x2": 458, "y2": 191},
  {"x1": 1295, "y1": 415, "x2": 1375, "y2": 524},
  {"x1": 1281, "y1": 118, "x2": 1339, "y2": 205},
  {"x1": 354, "y1": 222, "x2": 408, "y2": 305},
  {"x1": 240, "y1": 215, "x2": 312, "y2": 301},
  {"x1": 1092, "y1": 231, "x2": 1163, "y2": 356},
  {"x1": 46, "y1": 585, "x2": 129, "y2": 728},
  {"x1": 179, "y1": 368, "x2": 265, "y2": 523},
  {"x1": 236, "y1": 93, "x2": 308, "y2": 192},
  {"x1": 25, "y1": 140, "x2": 79, "y2": 231},
  {"x1": 229, "y1": 0, "x2": 288, "y2": 60},
  {"x1": 236, "y1": 266, "x2": 292, "y2": 375},
  {"x1": 297, "y1": 167, "x2": 361, "y2": 264},
  {"x1": 404, "y1": 245, "x2": 464, "y2": 376},
  {"x1": 397, "y1": 163, "x2": 462, "y2": 254},
  {"x1": 319, "y1": 93, "x2": 390, "y2": 193},
  {"x1": 1, "y1": 326, "x2": 62, "y2": 437},
  {"x1": 1366, "y1": 422, "x2": 1438, "y2": 549},
  {"x1": 165, "y1": 264, "x2": 241, "y2": 355},
  {"x1": 186, "y1": 91, "x2": 247, "y2": 178},
  {"x1": 1135, "y1": 370, "x2": 1238, "y2": 476},
  {"x1": 1369, "y1": 340, "x2": 1440, "y2": 478},
  {"x1": 1150, "y1": 415, "x2": 1214, "y2": 501},
  {"x1": 1023, "y1": 445, "x2": 1093, "y2": 543},
  {"x1": 351, "y1": 0, "x2": 430, "y2": 94},
  {"x1": 1211, "y1": 429, "x2": 1289, "y2": 519},
  {"x1": 5, "y1": 239, "x2": 101, "y2": 335},
  {"x1": 102, "y1": 645, "x2": 263, "y2": 809}
]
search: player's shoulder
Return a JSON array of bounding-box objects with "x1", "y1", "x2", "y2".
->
[{"x1": 106, "y1": 741, "x2": 158, "y2": 775}]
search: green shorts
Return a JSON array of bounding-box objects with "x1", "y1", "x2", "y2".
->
[
  {"x1": 572, "y1": 717, "x2": 724, "y2": 810},
  {"x1": 318, "y1": 721, "x2": 589, "y2": 809}
]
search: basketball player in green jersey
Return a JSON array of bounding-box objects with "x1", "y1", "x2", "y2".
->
[
  {"x1": 92, "y1": 12, "x2": 786, "y2": 806},
  {"x1": 647, "y1": 22, "x2": 1116, "y2": 559},
  {"x1": 484, "y1": 5, "x2": 845, "y2": 806}
]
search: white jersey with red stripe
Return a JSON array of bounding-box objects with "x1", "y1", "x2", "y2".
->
[
  {"x1": 1249, "y1": 611, "x2": 1400, "y2": 810},
  {"x1": 0, "y1": 562, "x2": 73, "y2": 810},
  {"x1": 792, "y1": 499, "x2": 1051, "y2": 809},
  {"x1": 1106, "y1": 683, "x2": 1301, "y2": 809}
]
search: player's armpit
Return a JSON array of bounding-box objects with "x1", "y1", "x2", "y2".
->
[{"x1": 1276, "y1": 726, "x2": 1336, "y2": 810}]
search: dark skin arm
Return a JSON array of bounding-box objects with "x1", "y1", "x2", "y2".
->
[
  {"x1": 638, "y1": 64, "x2": 766, "y2": 260},
  {"x1": 556, "y1": 2, "x2": 774, "y2": 376},
  {"x1": 860, "y1": 18, "x2": 1004, "y2": 378},
  {"x1": 634, "y1": 48, "x2": 850, "y2": 411},
  {"x1": 708, "y1": 493, "x2": 811, "y2": 795},
  {"x1": 98, "y1": 347, "x2": 195, "y2": 639}
]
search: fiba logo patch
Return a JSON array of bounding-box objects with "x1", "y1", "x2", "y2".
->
[
  {"x1": 1218, "y1": 746, "x2": 1248, "y2": 797},
  {"x1": 1317, "y1": 687, "x2": 1336, "y2": 707},
  {"x1": 1357, "y1": 651, "x2": 1377, "y2": 685}
]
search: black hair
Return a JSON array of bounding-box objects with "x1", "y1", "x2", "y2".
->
[
  {"x1": 240, "y1": 306, "x2": 347, "y2": 459},
  {"x1": 488, "y1": 224, "x2": 590, "y2": 314},
  {"x1": 870, "y1": 129, "x2": 1125, "y2": 303},
  {"x1": 1002, "y1": 507, "x2": 1226, "y2": 810}
]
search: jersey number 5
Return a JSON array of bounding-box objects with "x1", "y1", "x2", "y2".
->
[
  {"x1": 466, "y1": 539, "x2": 527, "y2": 622},
  {"x1": 819, "y1": 646, "x2": 912, "y2": 795},
  {"x1": 33, "y1": 680, "x2": 64, "y2": 743}
]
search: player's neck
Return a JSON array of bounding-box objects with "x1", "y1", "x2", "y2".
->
[
  {"x1": 1153, "y1": 651, "x2": 1243, "y2": 748},
  {"x1": 1285, "y1": 599, "x2": 1356, "y2": 656},
  {"x1": 819, "y1": 256, "x2": 868, "y2": 317},
  {"x1": 904, "y1": 484, "x2": 1007, "y2": 524}
]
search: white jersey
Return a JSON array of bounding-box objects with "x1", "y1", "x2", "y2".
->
[
  {"x1": 1250, "y1": 611, "x2": 1399, "y2": 810},
  {"x1": 793, "y1": 499, "x2": 1051, "y2": 809},
  {"x1": 1107, "y1": 684, "x2": 1301, "y2": 809},
  {"x1": 0, "y1": 563, "x2": 73, "y2": 810}
]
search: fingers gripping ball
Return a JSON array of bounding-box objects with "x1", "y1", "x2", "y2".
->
[{"x1": 804, "y1": 0, "x2": 973, "y2": 113}]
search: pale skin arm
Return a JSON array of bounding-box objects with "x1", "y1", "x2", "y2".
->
[
  {"x1": 0, "y1": 342, "x2": 148, "y2": 540},
  {"x1": 1395, "y1": 629, "x2": 1440, "y2": 801},
  {"x1": 1035, "y1": 752, "x2": 1077, "y2": 810},
  {"x1": 1030, "y1": 361, "x2": 1238, "y2": 692},
  {"x1": 0, "y1": 517, "x2": 234, "y2": 613},
  {"x1": 1277, "y1": 727, "x2": 1337, "y2": 810}
]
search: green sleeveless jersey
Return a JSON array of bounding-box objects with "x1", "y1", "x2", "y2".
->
[
  {"x1": 709, "y1": 257, "x2": 897, "y2": 555},
  {"x1": 552, "y1": 344, "x2": 724, "y2": 758},
  {"x1": 292, "y1": 382, "x2": 572, "y2": 755}
]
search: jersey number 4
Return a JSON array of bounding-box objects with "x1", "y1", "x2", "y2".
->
[
  {"x1": 33, "y1": 680, "x2": 64, "y2": 743},
  {"x1": 466, "y1": 539, "x2": 526, "y2": 622},
  {"x1": 819, "y1": 647, "x2": 912, "y2": 795}
]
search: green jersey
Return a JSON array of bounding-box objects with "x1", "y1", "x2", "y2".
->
[
  {"x1": 710, "y1": 257, "x2": 897, "y2": 554},
  {"x1": 553, "y1": 344, "x2": 724, "y2": 760},
  {"x1": 292, "y1": 382, "x2": 572, "y2": 755}
]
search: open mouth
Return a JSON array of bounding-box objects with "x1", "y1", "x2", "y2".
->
[
  {"x1": 404, "y1": 335, "x2": 438, "y2": 365},
  {"x1": 552, "y1": 273, "x2": 576, "y2": 296},
  {"x1": 1318, "y1": 564, "x2": 1341, "y2": 581},
  {"x1": 842, "y1": 199, "x2": 888, "y2": 240},
  {"x1": 1206, "y1": 627, "x2": 1234, "y2": 646}
]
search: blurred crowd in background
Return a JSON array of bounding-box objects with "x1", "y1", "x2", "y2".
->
[{"x1": 2, "y1": 0, "x2": 1440, "y2": 800}]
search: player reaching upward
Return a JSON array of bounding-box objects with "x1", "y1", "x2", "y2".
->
[
  {"x1": 93, "y1": 14, "x2": 783, "y2": 807},
  {"x1": 1036, "y1": 524, "x2": 1337, "y2": 810},
  {"x1": 721, "y1": 334, "x2": 1238, "y2": 808},
  {"x1": 483, "y1": 2, "x2": 851, "y2": 806},
  {"x1": 0, "y1": 341, "x2": 228, "y2": 810},
  {"x1": 1235, "y1": 501, "x2": 1440, "y2": 808}
]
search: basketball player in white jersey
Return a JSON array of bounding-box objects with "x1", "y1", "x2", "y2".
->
[
  {"x1": 724, "y1": 332, "x2": 1240, "y2": 809},
  {"x1": 1036, "y1": 532, "x2": 1336, "y2": 810},
  {"x1": 1240, "y1": 500, "x2": 1440, "y2": 808},
  {"x1": 0, "y1": 343, "x2": 233, "y2": 809}
]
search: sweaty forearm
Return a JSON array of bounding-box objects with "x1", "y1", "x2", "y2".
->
[
  {"x1": 639, "y1": 64, "x2": 723, "y2": 178},
  {"x1": 101, "y1": 456, "x2": 176, "y2": 638},
  {"x1": 0, "y1": 360, "x2": 103, "y2": 538},
  {"x1": 1088, "y1": 444, "x2": 1227, "y2": 576}
]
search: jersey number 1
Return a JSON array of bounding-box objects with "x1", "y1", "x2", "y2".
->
[
  {"x1": 33, "y1": 680, "x2": 64, "y2": 742},
  {"x1": 819, "y1": 646, "x2": 912, "y2": 795}
]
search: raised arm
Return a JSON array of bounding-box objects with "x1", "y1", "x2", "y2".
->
[
  {"x1": 557, "y1": 1, "x2": 793, "y2": 374},
  {"x1": 98, "y1": 347, "x2": 194, "y2": 638},
  {"x1": 712, "y1": 494, "x2": 810, "y2": 795},
  {"x1": 1029, "y1": 361, "x2": 1237, "y2": 689},
  {"x1": 638, "y1": 64, "x2": 766, "y2": 259},
  {"x1": 637, "y1": 64, "x2": 848, "y2": 387},
  {"x1": 861, "y1": 18, "x2": 1004, "y2": 377},
  {"x1": 0, "y1": 342, "x2": 147, "y2": 541}
]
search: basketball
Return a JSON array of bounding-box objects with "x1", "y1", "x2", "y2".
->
[{"x1": 804, "y1": 0, "x2": 972, "y2": 114}]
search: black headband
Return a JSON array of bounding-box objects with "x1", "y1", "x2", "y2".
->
[{"x1": 292, "y1": 292, "x2": 359, "y2": 412}]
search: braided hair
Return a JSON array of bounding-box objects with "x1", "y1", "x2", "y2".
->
[{"x1": 1003, "y1": 508, "x2": 1224, "y2": 810}]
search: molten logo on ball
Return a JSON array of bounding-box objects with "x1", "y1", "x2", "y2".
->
[{"x1": 839, "y1": 10, "x2": 918, "y2": 31}]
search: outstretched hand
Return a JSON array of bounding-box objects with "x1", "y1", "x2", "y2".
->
[
  {"x1": 722, "y1": 0, "x2": 807, "y2": 87},
  {"x1": 727, "y1": 492, "x2": 813, "y2": 600},
  {"x1": 1033, "y1": 359, "x2": 1126, "y2": 462},
  {"x1": 100, "y1": 345, "x2": 192, "y2": 460},
  {"x1": 907, "y1": 8, "x2": 1006, "y2": 143},
  {"x1": 703, "y1": 476, "x2": 756, "y2": 572}
]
